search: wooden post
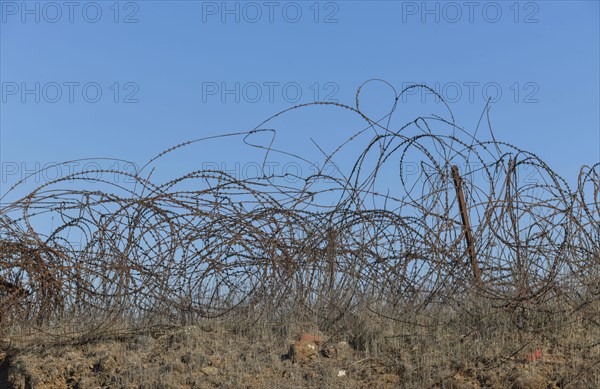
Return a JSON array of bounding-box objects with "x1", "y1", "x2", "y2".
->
[{"x1": 451, "y1": 165, "x2": 481, "y2": 284}]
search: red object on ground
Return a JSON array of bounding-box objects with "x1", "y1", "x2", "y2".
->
[
  {"x1": 299, "y1": 333, "x2": 324, "y2": 347},
  {"x1": 526, "y1": 349, "x2": 542, "y2": 362}
]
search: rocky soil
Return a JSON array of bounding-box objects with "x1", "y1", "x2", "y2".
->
[{"x1": 1, "y1": 322, "x2": 592, "y2": 389}]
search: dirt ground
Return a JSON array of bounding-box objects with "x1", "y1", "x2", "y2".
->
[{"x1": 1, "y1": 321, "x2": 594, "y2": 389}]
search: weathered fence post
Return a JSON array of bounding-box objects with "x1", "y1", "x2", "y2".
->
[{"x1": 451, "y1": 165, "x2": 481, "y2": 284}]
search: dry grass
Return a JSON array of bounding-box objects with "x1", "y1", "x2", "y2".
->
[{"x1": 2, "y1": 296, "x2": 599, "y2": 389}]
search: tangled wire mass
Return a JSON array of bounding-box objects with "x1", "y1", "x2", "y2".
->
[{"x1": 0, "y1": 83, "x2": 598, "y2": 338}]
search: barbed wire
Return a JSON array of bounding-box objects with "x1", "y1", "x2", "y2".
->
[{"x1": 0, "y1": 84, "x2": 598, "y2": 348}]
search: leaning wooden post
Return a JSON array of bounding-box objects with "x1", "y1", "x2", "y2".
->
[{"x1": 451, "y1": 165, "x2": 481, "y2": 284}]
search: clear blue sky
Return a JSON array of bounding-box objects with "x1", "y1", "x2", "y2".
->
[{"x1": 1, "y1": 0, "x2": 599, "y2": 201}]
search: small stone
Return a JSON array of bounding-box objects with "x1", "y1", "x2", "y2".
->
[
  {"x1": 382, "y1": 373, "x2": 400, "y2": 383},
  {"x1": 321, "y1": 344, "x2": 337, "y2": 358},
  {"x1": 201, "y1": 366, "x2": 218, "y2": 376},
  {"x1": 289, "y1": 340, "x2": 319, "y2": 364}
]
